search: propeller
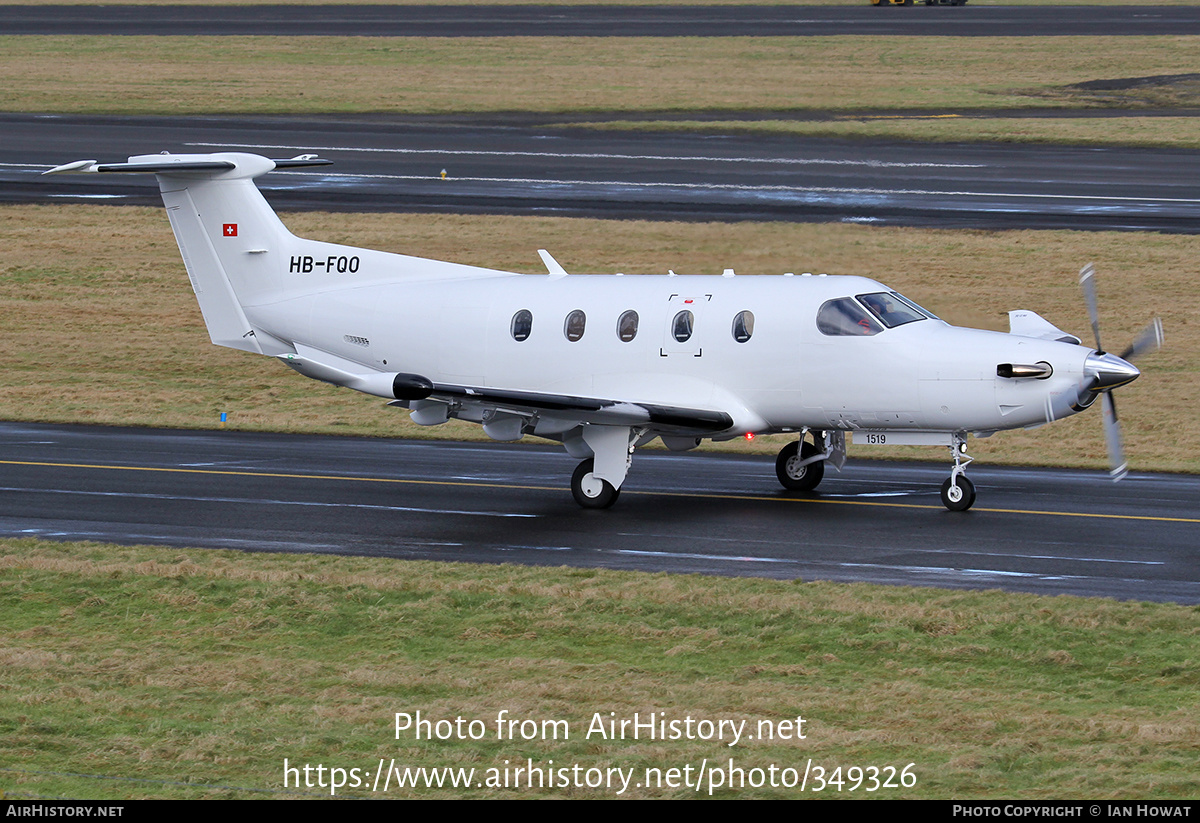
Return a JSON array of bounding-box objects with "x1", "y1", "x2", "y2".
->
[{"x1": 1077, "y1": 263, "x2": 1163, "y2": 481}]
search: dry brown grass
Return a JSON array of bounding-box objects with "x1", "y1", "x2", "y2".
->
[
  {"x1": 0, "y1": 203, "x2": 1194, "y2": 472},
  {"x1": 2, "y1": 35, "x2": 1199, "y2": 117}
]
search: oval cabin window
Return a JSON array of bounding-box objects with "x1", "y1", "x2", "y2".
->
[
  {"x1": 672, "y1": 310, "x2": 695, "y2": 343},
  {"x1": 617, "y1": 310, "x2": 639, "y2": 342},
  {"x1": 510, "y1": 309, "x2": 533, "y2": 341},
  {"x1": 564, "y1": 309, "x2": 586, "y2": 342},
  {"x1": 732, "y1": 310, "x2": 754, "y2": 343}
]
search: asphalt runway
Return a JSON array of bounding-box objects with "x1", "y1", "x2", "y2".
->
[
  {"x1": 6, "y1": 113, "x2": 1200, "y2": 231},
  {"x1": 3, "y1": 4, "x2": 1199, "y2": 37},
  {"x1": 3, "y1": 422, "x2": 1198, "y2": 604}
]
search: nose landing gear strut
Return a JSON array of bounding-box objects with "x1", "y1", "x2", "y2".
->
[{"x1": 940, "y1": 433, "x2": 975, "y2": 511}]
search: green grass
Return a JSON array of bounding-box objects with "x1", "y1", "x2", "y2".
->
[{"x1": 3, "y1": 538, "x2": 1198, "y2": 799}]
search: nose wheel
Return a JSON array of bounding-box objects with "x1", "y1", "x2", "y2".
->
[
  {"x1": 940, "y1": 433, "x2": 975, "y2": 511},
  {"x1": 940, "y1": 475, "x2": 976, "y2": 511}
]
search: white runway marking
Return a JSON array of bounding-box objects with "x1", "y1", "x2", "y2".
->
[
  {"x1": 917, "y1": 548, "x2": 1164, "y2": 566},
  {"x1": 618, "y1": 549, "x2": 798, "y2": 564},
  {"x1": 267, "y1": 170, "x2": 1200, "y2": 206},
  {"x1": 185, "y1": 141, "x2": 985, "y2": 170},
  {"x1": 2, "y1": 486, "x2": 537, "y2": 519}
]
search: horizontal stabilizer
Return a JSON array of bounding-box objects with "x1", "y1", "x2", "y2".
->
[{"x1": 44, "y1": 153, "x2": 330, "y2": 178}]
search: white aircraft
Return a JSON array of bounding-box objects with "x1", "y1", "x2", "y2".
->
[{"x1": 46, "y1": 152, "x2": 1163, "y2": 511}]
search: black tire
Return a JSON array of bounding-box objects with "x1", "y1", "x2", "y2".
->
[
  {"x1": 571, "y1": 458, "x2": 620, "y2": 509},
  {"x1": 775, "y1": 441, "x2": 825, "y2": 492},
  {"x1": 939, "y1": 476, "x2": 976, "y2": 511}
]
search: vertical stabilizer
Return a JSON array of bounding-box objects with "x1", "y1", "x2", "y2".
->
[
  {"x1": 149, "y1": 153, "x2": 293, "y2": 353},
  {"x1": 46, "y1": 152, "x2": 328, "y2": 354}
]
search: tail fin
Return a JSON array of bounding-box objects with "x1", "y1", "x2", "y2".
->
[{"x1": 46, "y1": 152, "x2": 330, "y2": 354}]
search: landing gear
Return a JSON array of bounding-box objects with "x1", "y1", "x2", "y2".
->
[
  {"x1": 776, "y1": 439, "x2": 825, "y2": 492},
  {"x1": 571, "y1": 458, "x2": 620, "y2": 509},
  {"x1": 940, "y1": 432, "x2": 976, "y2": 511},
  {"x1": 940, "y1": 475, "x2": 976, "y2": 511}
]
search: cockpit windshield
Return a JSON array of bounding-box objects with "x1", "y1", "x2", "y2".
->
[
  {"x1": 816, "y1": 292, "x2": 937, "y2": 337},
  {"x1": 856, "y1": 292, "x2": 936, "y2": 329}
]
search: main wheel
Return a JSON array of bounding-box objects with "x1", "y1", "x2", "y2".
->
[
  {"x1": 939, "y1": 475, "x2": 976, "y2": 511},
  {"x1": 775, "y1": 441, "x2": 825, "y2": 492},
  {"x1": 571, "y1": 458, "x2": 620, "y2": 509}
]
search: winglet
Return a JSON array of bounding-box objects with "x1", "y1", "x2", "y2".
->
[
  {"x1": 538, "y1": 249, "x2": 569, "y2": 278},
  {"x1": 43, "y1": 160, "x2": 100, "y2": 175}
]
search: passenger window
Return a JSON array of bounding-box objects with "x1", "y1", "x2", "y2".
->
[
  {"x1": 732, "y1": 310, "x2": 754, "y2": 343},
  {"x1": 816, "y1": 298, "x2": 882, "y2": 337},
  {"x1": 564, "y1": 309, "x2": 586, "y2": 342},
  {"x1": 510, "y1": 309, "x2": 533, "y2": 341},
  {"x1": 617, "y1": 310, "x2": 639, "y2": 342},
  {"x1": 672, "y1": 310, "x2": 694, "y2": 343}
]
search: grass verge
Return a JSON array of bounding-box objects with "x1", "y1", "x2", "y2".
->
[
  {"x1": 1, "y1": 35, "x2": 1197, "y2": 118},
  {"x1": 3, "y1": 538, "x2": 1198, "y2": 799},
  {"x1": 0, "y1": 204, "x2": 1192, "y2": 472}
]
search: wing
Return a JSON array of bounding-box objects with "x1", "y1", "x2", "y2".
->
[
  {"x1": 418, "y1": 383, "x2": 734, "y2": 435},
  {"x1": 276, "y1": 346, "x2": 733, "y2": 437}
]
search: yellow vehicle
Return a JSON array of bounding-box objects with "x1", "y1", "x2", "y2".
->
[{"x1": 871, "y1": 0, "x2": 968, "y2": 5}]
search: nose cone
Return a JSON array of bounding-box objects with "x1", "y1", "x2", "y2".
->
[{"x1": 1085, "y1": 351, "x2": 1140, "y2": 391}]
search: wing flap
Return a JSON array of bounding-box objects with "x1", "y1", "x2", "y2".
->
[{"x1": 426, "y1": 383, "x2": 733, "y2": 435}]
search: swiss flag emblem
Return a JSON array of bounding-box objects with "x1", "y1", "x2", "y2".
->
[{"x1": 223, "y1": 223, "x2": 238, "y2": 237}]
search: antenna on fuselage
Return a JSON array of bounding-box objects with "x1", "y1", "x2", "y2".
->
[{"x1": 538, "y1": 249, "x2": 568, "y2": 279}]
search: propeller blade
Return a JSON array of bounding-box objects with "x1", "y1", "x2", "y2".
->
[
  {"x1": 1102, "y1": 392, "x2": 1128, "y2": 482},
  {"x1": 1118, "y1": 317, "x2": 1164, "y2": 362},
  {"x1": 1078, "y1": 262, "x2": 1103, "y2": 352}
]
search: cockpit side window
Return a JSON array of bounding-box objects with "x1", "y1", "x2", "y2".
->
[
  {"x1": 816, "y1": 298, "x2": 882, "y2": 337},
  {"x1": 856, "y1": 292, "x2": 929, "y2": 329}
]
